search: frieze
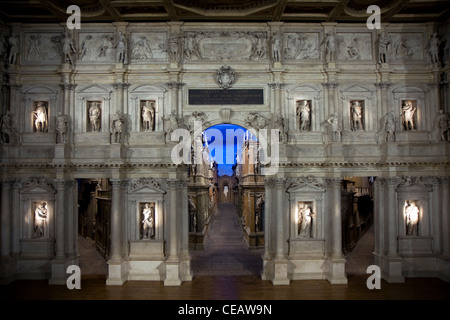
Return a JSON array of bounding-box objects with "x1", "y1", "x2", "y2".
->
[
  {"x1": 283, "y1": 32, "x2": 320, "y2": 60},
  {"x1": 183, "y1": 31, "x2": 268, "y2": 62}
]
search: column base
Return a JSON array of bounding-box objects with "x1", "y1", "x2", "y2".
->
[
  {"x1": 48, "y1": 258, "x2": 68, "y2": 285},
  {"x1": 164, "y1": 261, "x2": 182, "y2": 286},
  {"x1": 0, "y1": 256, "x2": 16, "y2": 285},
  {"x1": 325, "y1": 257, "x2": 348, "y2": 284},
  {"x1": 106, "y1": 260, "x2": 128, "y2": 286},
  {"x1": 376, "y1": 253, "x2": 405, "y2": 283},
  {"x1": 261, "y1": 258, "x2": 290, "y2": 285}
]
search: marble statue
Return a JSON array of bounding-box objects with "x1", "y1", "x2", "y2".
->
[
  {"x1": 0, "y1": 111, "x2": 13, "y2": 144},
  {"x1": 384, "y1": 111, "x2": 396, "y2": 142},
  {"x1": 88, "y1": 101, "x2": 101, "y2": 132},
  {"x1": 168, "y1": 32, "x2": 179, "y2": 63},
  {"x1": 62, "y1": 32, "x2": 76, "y2": 65},
  {"x1": 401, "y1": 100, "x2": 416, "y2": 131},
  {"x1": 285, "y1": 33, "x2": 319, "y2": 60},
  {"x1": 183, "y1": 33, "x2": 201, "y2": 60},
  {"x1": 297, "y1": 100, "x2": 311, "y2": 131},
  {"x1": 350, "y1": 100, "x2": 364, "y2": 131},
  {"x1": 55, "y1": 113, "x2": 69, "y2": 144},
  {"x1": 427, "y1": 32, "x2": 440, "y2": 64},
  {"x1": 141, "y1": 203, "x2": 155, "y2": 239},
  {"x1": 378, "y1": 31, "x2": 391, "y2": 63},
  {"x1": 34, "y1": 201, "x2": 48, "y2": 238},
  {"x1": 33, "y1": 102, "x2": 48, "y2": 133},
  {"x1": 79, "y1": 35, "x2": 93, "y2": 61},
  {"x1": 251, "y1": 33, "x2": 266, "y2": 60},
  {"x1": 8, "y1": 34, "x2": 19, "y2": 65},
  {"x1": 322, "y1": 32, "x2": 336, "y2": 62},
  {"x1": 163, "y1": 111, "x2": 179, "y2": 137},
  {"x1": 141, "y1": 100, "x2": 155, "y2": 131},
  {"x1": 111, "y1": 110, "x2": 126, "y2": 143},
  {"x1": 271, "y1": 32, "x2": 282, "y2": 63},
  {"x1": 115, "y1": 31, "x2": 127, "y2": 64},
  {"x1": 298, "y1": 203, "x2": 313, "y2": 238},
  {"x1": 98, "y1": 34, "x2": 114, "y2": 58},
  {"x1": 405, "y1": 200, "x2": 419, "y2": 236},
  {"x1": 435, "y1": 109, "x2": 450, "y2": 141},
  {"x1": 326, "y1": 113, "x2": 341, "y2": 141},
  {"x1": 273, "y1": 113, "x2": 285, "y2": 142}
]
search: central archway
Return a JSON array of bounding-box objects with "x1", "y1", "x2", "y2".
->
[{"x1": 188, "y1": 123, "x2": 265, "y2": 276}]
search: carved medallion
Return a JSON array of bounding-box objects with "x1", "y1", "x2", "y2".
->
[{"x1": 215, "y1": 66, "x2": 236, "y2": 89}]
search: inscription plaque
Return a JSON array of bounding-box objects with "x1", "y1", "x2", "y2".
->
[{"x1": 189, "y1": 89, "x2": 264, "y2": 105}]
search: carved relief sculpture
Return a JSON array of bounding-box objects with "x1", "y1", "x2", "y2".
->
[
  {"x1": 298, "y1": 202, "x2": 313, "y2": 238},
  {"x1": 141, "y1": 100, "x2": 155, "y2": 131},
  {"x1": 284, "y1": 33, "x2": 319, "y2": 60},
  {"x1": 296, "y1": 100, "x2": 311, "y2": 131},
  {"x1": 350, "y1": 100, "x2": 364, "y2": 131},
  {"x1": 216, "y1": 66, "x2": 236, "y2": 89},
  {"x1": 427, "y1": 32, "x2": 440, "y2": 64},
  {"x1": 326, "y1": 112, "x2": 341, "y2": 141},
  {"x1": 55, "y1": 112, "x2": 69, "y2": 144},
  {"x1": 34, "y1": 201, "x2": 48, "y2": 238},
  {"x1": 32, "y1": 101, "x2": 48, "y2": 133},
  {"x1": 384, "y1": 111, "x2": 397, "y2": 142},
  {"x1": 401, "y1": 100, "x2": 417, "y2": 131},
  {"x1": 404, "y1": 200, "x2": 419, "y2": 236},
  {"x1": 115, "y1": 31, "x2": 127, "y2": 64},
  {"x1": 88, "y1": 101, "x2": 101, "y2": 132},
  {"x1": 271, "y1": 32, "x2": 282, "y2": 63},
  {"x1": 321, "y1": 32, "x2": 336, "y2": 63},
  {"x1": 141, "y1": 203, "x2": 155, "y2": 239},
  {"x1": 168, "y1": 32, "x2": 179, "y2": 63},
  {"x1": 0, "y1": 111, "x2": 14, "y2": 144},
  {"x1": 377, "y1": 31, "x2": 391, "y2": 63},
  {"x1": 8, "y1": 34, "x2": 19, "y2": 65},
  {"x1": 435, "y1": 109, "x2": 450, "y2": 141},
  {"x1": 62, "y1": 31, "x2": 76, "y2": 65},
  {"x1": 111, "y1": 109, "x2": 126, "y2": 143}
]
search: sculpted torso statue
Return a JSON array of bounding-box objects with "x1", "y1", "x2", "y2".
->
[
  {"x1": 402, "y1": 101, "x2": 416, "y2": 131},
  {"x1": 142, "y1": 101, "x2": 155, "y2": 131},
  {"x1": 89, "y1": 102, "x2": 101, "y2": 132},
  {"x1": 351, "y1": 101, "x2": 363, "y2": 131},
  {"x1": 33, "y1": 103, "x2": 48, "y2": 132},
  {"x1": 141, "y1": 203, "x2": 155, "y2": 239},
  {"x1": 298, "y1": 205, "x2": 313, "y2": 238},
  {"x1": 34, "y1": 202, "x2": 48, "y2": 238},
  {"x1": 297, "y1": 100, "x2": 311, "y2": 131}
]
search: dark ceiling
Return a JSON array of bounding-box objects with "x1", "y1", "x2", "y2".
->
[{"x1": 0, "y1": 0, "x2": 449, "y2": 24}]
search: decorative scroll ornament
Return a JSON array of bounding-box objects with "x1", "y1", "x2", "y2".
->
[{"x1": 215, "y1": 66, "x2": 236, "y2": 90}]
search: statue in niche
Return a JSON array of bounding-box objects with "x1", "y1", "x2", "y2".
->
[
  {"x1": 384, "y1": 111, "x2": 397, "y2": 142},
  {"x1": 401, "y1": 100, "x2": 417, "y2": 131},
  {"x1": 32, "y1": 102, "x2": 48, "y2": 133},
  {"x1": 111, "y1": 110, "x2": 126, "y2": 143},
  {"x1": 0, "y1": 111, "x2": 13, "y2": 144},
  {"x1": 141, "y1": 203, "x2": 155, "y2": 239},
  {"x1": 378, "y1": 31, "x2": 391, "y2": 64},
  {"x1": 271, "y1": 32, "x2": 282, "y2": 63},
  {"x1": 115, "y1": 31, "x2": 127, "y2": 64},
  {"x1": 55, "y1": 112, "x2": 69, "y2": 144},
  {"x1": 297, "y1": 100, "x2": 311, "y2": 131},
  {"x1": 141, "y1": 100, "x2": 155, "y2": 131},
  {"x1": 435, "y1": 109, "x2": 450, "y2": 141},
  {"x1": 321, "y1": 32, "x2": 336, "y2": 63},
  {"x1": 350, "y1": 100, "x2": 364, "y2": 131},
  {"x1": 404, "y1": 200, "x2": 419, "y2": 236},
  {"x1": 62, "y1": 31, "x2": 76, "y2": 65},
  {"x1": 298, "y1": 202, "x2": 313, "y2": 238},
  {"x1": 326, "y1": 113, "x2": 341, "y2": 142},
  {"x1": 34, "y1": 201, "x2": 48, "y2": 238},
  {"x1": 427, "y1": 33, "x2": 440, "y2": 64},
  {"x1": 88, "y1": 101, "x2": 101, "y2": 132},
  {"x1": 8, "y1": 34, "x2": 19, "y2": 65}
]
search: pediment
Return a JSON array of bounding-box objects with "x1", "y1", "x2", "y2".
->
[
  {"x1": 128, "y1": 178, "x2": 166, "y2": 194},
  {"x1": 130, "y1": 84, "x2": 166, "y2": 94},
  {"x1": 392, "y1": 85, "x2": 425, "y2": 93},
  {"x1": 287, "y1": 84, "x2": 320, "y2": 93},
  {"x1": 77, "y1": 84, "x2": 111, "y2": 94},
  {"x1": 20, "y1": 177, "x2": 55, "y2": 194},
  {"x1": 342, "y1": 84, "x2": 372, "y2": 93},
  {"x1": 23, "y1": 86, "x2": 57, "y2": 94},
  {"x1": 287, "y1": 177, "x2": 326, "y2": 193}
]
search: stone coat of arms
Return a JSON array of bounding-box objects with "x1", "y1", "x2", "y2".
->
[{"x1": 215, "y1": 66, "x2": 235, "y2": 89}]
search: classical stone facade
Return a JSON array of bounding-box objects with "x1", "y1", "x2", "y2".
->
[{"x1": 0, "y1": 20, "x2": 449, "y2": 286}]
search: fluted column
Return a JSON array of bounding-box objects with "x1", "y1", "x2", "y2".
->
[
  {"x1": 330, "y1": 178, "x2": 343, "y2": 258},
  {"x1": 109, "y1": 179, "x2": 123, "y2": 262},
  {"x1": 55, "y1": 180, "x2": 66, "y2": 260},
  {"x1": 274, "y1": 178, "x2": 286, "y2": 260},
  {"x1": 442, "y1": 178, "x2": 450, "y2": 258},
  {"x1": 167, "y1": 179, "x2": 179, "y2": 261},
  {"x1": 1, "y1": 180, "x2": 10, "y2": 257},
  {"x1": 373, "y1": 178, "x2": 385, "y2": 256},
  {"x1": 11, "y1": 179, "x2": 21, "y2": 256},
  {"x1": 386, "y1": 178, "x2": 398, "y2": 257}
]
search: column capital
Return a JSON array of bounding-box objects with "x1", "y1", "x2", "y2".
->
[
  {"x1": 324, "y1": 177, "x2": 342, "y2": 187},
  {"x1": 268, "y1": 82, "x2": 285, "y2": 90},
  {"x1": 385, "y1": 177, "x2": 400, "y2": 186},
  {"x1": 322, "y1": 82, "x2": 338, "y2": 89},
  {"x1": 375, "y1": 82, "x2": 391, "y2": 89},
  {"x1": 10, "y1": 179, "x2": 22, "y2": 189},
  {"x1": 110, "y1": 178, "x2": 122, "y2": 189},
  {"x1": 167, "y1": 81, "x2": 184, "y2": 89},
  {"x1": 54, "y1": 179, "x2": 66, "y2": 190},
  {"x1": 264, "y1": 177, "x2": 286, "y2": 188}
]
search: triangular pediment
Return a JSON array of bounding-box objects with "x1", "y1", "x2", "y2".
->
[
  {"x1": 20, "y1": 177, "x2": 55, "y2": 194},
  {"x1": 343, "y1": 84, "x2": 371, "y2": 93},
  {"x1": 77, "y1": 84, "x2": 111, "y2": 94},
  {"x1": 23, "y1": 86, "x2": 57, "y2": 94},
  {"x1": 287, "y1": 177, "x2": 326, "y2": 193},
  {"x1": 128, "y1": 178, "x2": 166, "y2": 194}
]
